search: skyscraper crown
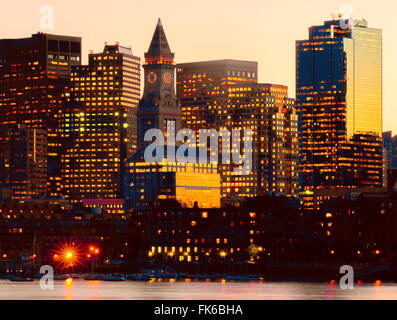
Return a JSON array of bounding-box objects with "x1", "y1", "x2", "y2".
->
[{"x1": 145, "y1": 18, "x2": 174, "y2": 60}]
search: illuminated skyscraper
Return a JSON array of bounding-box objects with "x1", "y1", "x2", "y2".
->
[
  {"x1": 126, "y1": 19, "x2": 221, "y2": 211},
  {"x1": 61, "y1": 44, "x2": 140, "y2": 203},
  {"x1": 0, "y1": 33, "x2": 82, "y2": 200},
  {"x1": 177, "y1": 59, "x2": 258, "y2": 131},
  {"x1": 296, "y1": 19, "x2": 383, "y2": 195},
  {"x1": 177, "y1": 61, "x2": 299, "y2": 200},
  {"x1": 138, "y1": 18, "x2": 181, "y2": 143},
  {"x1": 225, "y1": 83, "x2": 299, "y2": 199}
]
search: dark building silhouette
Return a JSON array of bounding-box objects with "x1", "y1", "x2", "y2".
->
[
  {"x1": 323, "y1": 191, "x2": 397, "y2": 261},
  {"x1": 129, "y1": 196, "x2": 324, "y2": 273}
]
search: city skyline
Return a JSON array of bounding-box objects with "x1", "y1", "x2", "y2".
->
[
  {"x1": 2, "y1": 2, "x2": 397, "y2": 301},
  {"x1": 1, "y1": 0, "x2": 395, "y2": 134}
]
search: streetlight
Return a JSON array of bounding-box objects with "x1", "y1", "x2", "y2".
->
[
  {"x1": 168, "y1": 252, "x2": 176, "y2": 272},
  {"x1": 220, "y1": 251, "x2": 227, "y2": 274},
  {"x1": 88, "y1": 246, "x2": 100, "y2": 273}
]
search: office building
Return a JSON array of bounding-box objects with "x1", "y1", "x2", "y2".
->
[
  {"x1": 0, "y1": 33, "x2": 81, "y2": 199},
  {"x1": 61, "y1": 44, "x2": 141, "y2": 204},
  {"x1": 176, "y1": 59, "x2": 258, "y2": 131},
  {"x1": 176, "y1": 61, "x2": 299, "y2": 199},
  {"x1": 296, "y1": 19, "x2": 383, "y2": 202}
]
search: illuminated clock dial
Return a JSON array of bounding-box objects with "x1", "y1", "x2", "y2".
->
[
  {"x1": 148, "y1": 72, "x2": 157, "y2": 84},
  {"x1": 163, "y1": 72, "x2": 172, "y2": 84}
]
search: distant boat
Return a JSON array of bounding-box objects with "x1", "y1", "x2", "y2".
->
[
  {"x1": 126, "y1": 274, "x2": 153, "y2": 281},
  {"x1": 223, "y1": 275, "x2": 264, "y2": 281},
  {"x1": 83, "y1": 274, "x2": 104, "y2": 281},
  {"x1": 8, "y1": 275, "x2": 34, "y2": 282},
  {"x1": 54, "y1": 274, "x2": 72, "y2": 280},
  {"x1": 103, "y1": 274, "x2": 126, "y2": 281}
]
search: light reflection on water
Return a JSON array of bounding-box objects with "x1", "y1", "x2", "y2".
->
[{"x1": 1, "y1": 279, "x2": 397, "y2": 300}]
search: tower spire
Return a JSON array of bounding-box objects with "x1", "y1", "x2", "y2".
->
[{"x1": 146, "y1": 18, "x2": 173, "y2": 58}]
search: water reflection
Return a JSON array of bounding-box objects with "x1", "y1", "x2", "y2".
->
[
  {"x1": 1, "y1": 279, "x2": 397, "y2": 300},
  {"x1": 64, "y1": 278, "x2": 74, "y2": 300},
  {"x1": 87, "y1": 280, "x2": 101, "y2": 300}
]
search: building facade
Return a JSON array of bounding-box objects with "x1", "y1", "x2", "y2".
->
[
  {"x1": 129, "y1": 196, "x2": 323, "y2": 273},
  {"x1": 296, "y1": 20, "x2": 383, "y2": 202},
  {"x1": 323, "y1": 191, "x2": 397, "y2": 261},
  {"x1": 125, "y1": 148, "x2": 221, "y2": 210},
  {"x1": 0, "y1": 125, "x2": 47, "y2": 201},
  {"x1": 61, "y1": 44, "x2": 141, "y2": 203},
  {"x1": 225, "y1": 83, "x2": 299, "y2": 199},
  {"x1": 393, "y1": 134, "x2": 397, "y2": 169},
  {"x1": 0, "y1": 33, "x2": 81, "y2": 200},
  {"x1": 176, "y1": 59, "x2": 258, "y2": 131},
  {"x1": 383, "y1": 131, "x2": 393, "y2": 187},
  {"x1": 176, "y1": 61, "x2": 299, "y2": 200}
]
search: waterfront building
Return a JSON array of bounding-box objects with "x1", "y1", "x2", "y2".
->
[
  {"x1": 61, "y1": 44, "x2": 140, "y2": 204},
  {"x1": 323, "y1": 191, "x2": 397, "y2": 260},
  {"x1": 296, "y1": 19, "x2": 383, "y2": 208},
  {"x1": 82, "y1": 199, "x2": 125, "y2": 215},
  {"x1": 0, "y1": 33, "x2": 82, "y2": 199},
  {"x1": 129, "y1": 196, "x2": 322, "y2": 273},
  {"x1": 0, "y1": 200, "x2": 130, "y2": 273}
]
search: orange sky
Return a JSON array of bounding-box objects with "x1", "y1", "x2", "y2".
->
[{"x1": 1, "y1": 0, "x2": 396, "y2": 134}]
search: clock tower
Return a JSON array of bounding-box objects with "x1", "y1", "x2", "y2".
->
[{"x1": 138, "y1": 18, "x2": 182, "y2": 143}]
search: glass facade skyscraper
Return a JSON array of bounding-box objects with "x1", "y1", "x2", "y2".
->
[{"x1": 296, "y1": 19, "x2": 383, "y2": 194}]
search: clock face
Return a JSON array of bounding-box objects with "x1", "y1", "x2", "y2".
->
[
  {"x1": 148, "y1": 72, "x2": 157, "y2": 84},
  {"x1": 163, "y1": 72, "x2": 172, "y2": 84}
]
